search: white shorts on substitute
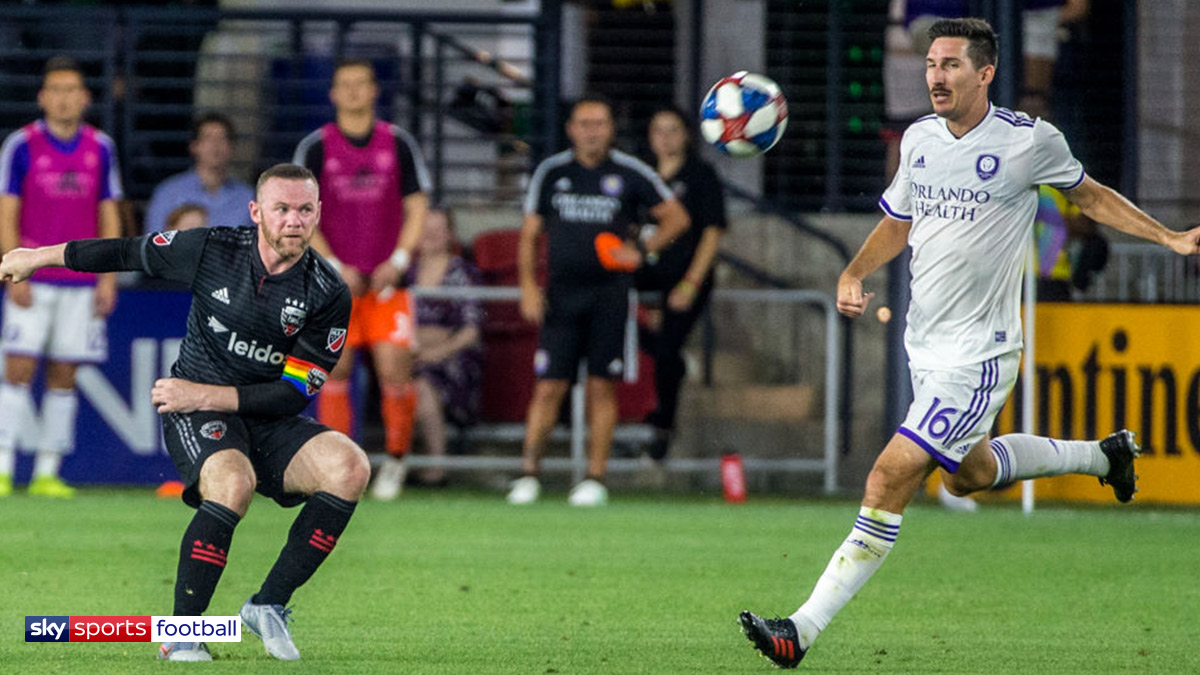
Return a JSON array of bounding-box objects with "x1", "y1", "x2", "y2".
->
[
  {"x1": 1, "y1": 283, "x2": 108, "y2": 362},
  {"x1": 897, "y1": 351, "x2": 1020, "y2": 472},
  {"x1": 1023, "y1": 7, "x2": 1060, "y2": 60}
]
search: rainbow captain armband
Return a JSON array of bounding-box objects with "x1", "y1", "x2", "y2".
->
[{"x1": 281, "y1": 356, "x2": 330, "y2": 398}]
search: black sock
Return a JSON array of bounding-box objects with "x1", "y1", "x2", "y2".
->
[
  {"x1": 253, "y1": 491, "x2": 356, "y2": 607},
  {"x1": 174, "y1": 501, "x2": 240, "y2": 616}
]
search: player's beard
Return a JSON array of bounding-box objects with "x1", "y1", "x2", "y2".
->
[{"x1": 263, "y1": 226, "x2": 310, "y2": 261}]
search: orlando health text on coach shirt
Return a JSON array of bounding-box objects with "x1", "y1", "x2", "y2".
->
[{"x1": 524, "y1": 149, "x2": 674, "y2": 286}]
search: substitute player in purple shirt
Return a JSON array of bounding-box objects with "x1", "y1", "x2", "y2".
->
[{"x1": 0, "y1": 56, "x2": 122, "y2": 499}]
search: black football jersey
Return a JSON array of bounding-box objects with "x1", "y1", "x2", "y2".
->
[
  {"x1": 524, "y1": 149, "x2": 674, "y2": 286},
  {"x1": 135, "y1": 227, "x2": 351, "y2": 389}
]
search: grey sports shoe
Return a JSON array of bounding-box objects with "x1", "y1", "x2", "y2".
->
[
  {"x1": 239, "y1": 598, "x2": 300, "y2": 661},
  {"x1": 1098, "y1": 429, "x2": 1140, "y2": 503},
  {"x1": 157, "y1": 641, "x2": 212, "y2": 662}
]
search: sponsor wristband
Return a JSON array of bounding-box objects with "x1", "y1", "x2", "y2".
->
[
  {"x1": 389, "y1": 248, "x2": 411, "y2": 271},
  {"x1": 676, "y1": 279, "x2": 697, "y2": 295}
]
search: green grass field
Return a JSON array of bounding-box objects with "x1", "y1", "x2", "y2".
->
[{"x1": 3, "y1": 489, "x2": 1198, "y2": 674}]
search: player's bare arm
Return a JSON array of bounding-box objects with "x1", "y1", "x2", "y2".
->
[
  {"x1": 837, "y1": 215, "x2": 911, "y2": 318},
  {"x1": 151, "y1": 378, "x2": 238, "y2": 414},
  {"x1": 644, "y1": 198, "x2": 690, "y2": 255},
  {"x1": 1064, "y1": 175, "x2": 1200, "y2": 255},
  {"x1": 94, "y1": 198, "x2": 122, "y2": 316},
  {"x1": 372, "y1": 190, "x2": 427, "y2": 291},
  {"x1": 670, "y1": 225, "x2": 723, "y2": 311},
  {"x1": 0, "y1": 243, "x2": 67, "y2": 283},
  {"x1": 0, "y1": 194, "x2": 32, "y2": 305},
  {"x1": 518, "y1": 212, "x2": 545, "y2": 325},
  {"x1": 309, "y1": 228, "x2": 365, "y2": 296}
]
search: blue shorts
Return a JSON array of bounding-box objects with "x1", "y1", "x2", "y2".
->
[{"x1": 897, "y1": 351, "x2": 1020, "y2": 472}]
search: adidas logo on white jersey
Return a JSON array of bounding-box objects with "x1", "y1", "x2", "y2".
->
[
  {"x1": 912, "y1": 155, "x2": 926, "y2": 169},
  {"x1": 207, "y1": 316, "x2": 229, "y2": 333},
  {"x1": 211, "y1": 287, "x2": 231, "y2": 305}
]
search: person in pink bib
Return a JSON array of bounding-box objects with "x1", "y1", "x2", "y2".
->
[
  {"x1": 0, "y1": 56, "x2": 123, "y2": 499},
  {"x1": 293, "y1": 59, "x2": 431, "y2": 500}
]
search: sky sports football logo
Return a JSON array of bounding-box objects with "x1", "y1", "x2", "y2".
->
[{"x1": 26, "y1": 616, "x2": 240, "y2": 642}]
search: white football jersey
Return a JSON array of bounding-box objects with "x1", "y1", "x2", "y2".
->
[{"x1": 880, "y1": 103, "x2": 1084, "y2": 369}]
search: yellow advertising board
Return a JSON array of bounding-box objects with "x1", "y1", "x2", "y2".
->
[{"x1": 971, "y1": 303, "x2": 1200, "y2": 504}]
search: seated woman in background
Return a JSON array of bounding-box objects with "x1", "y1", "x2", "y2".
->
[
  {"x1": 405, "y1": 207, "x2": 484, "y2": 487},
  {"x1": 165, "y1": 203, "x2": 208, "y2": 231}
]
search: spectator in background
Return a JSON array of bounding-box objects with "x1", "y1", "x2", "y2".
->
[
  {"x1": 166, "y1": 203, "x2": 208, "y2": 232},
  {"x1": 0, "y1": 56, "x2": 122, "y2": 498},
  {"x1": 634, "y1": 106, "x2": 727, "y2": 462},
  {"x1": 400, "y1": 207, "x2": 484, "y2": 489},
  {"x1": 506, "y1": 95, "x2": 689, "y2": 507},
  {"x1": 294, "y1": 59, "x2": 431, "y2": 501},
  {"x1": 1020, "y1": 0, "x2": 1090, "y2": 120},
  {"x1": 144, "y1": 112, "x2": 253, "y2": 232},
  {"x1": 882, "y1": 0, "x2": 1090, "y2": 179}
]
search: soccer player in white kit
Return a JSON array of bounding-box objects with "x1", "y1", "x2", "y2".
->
[{"x1": 739, "y1": 18, "x2": 1200, "y2": 669}]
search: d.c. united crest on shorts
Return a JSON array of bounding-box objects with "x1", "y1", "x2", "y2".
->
[{"x1": 200, "y1": 420, "x2": 227, "y2": 441}]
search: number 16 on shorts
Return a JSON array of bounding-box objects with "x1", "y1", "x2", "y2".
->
[{"x1": 898, "y1": 354, "x2": 1018, "y2": 471}]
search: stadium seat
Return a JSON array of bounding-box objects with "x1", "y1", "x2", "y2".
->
[{"x1": 473, "y1": 229, "x2": 545, "y2": 422}]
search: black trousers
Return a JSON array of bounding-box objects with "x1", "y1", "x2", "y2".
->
[{"x1": 637, "y1": 281, "x2": 712, "y2": 433}]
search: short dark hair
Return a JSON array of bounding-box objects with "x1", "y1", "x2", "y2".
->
[
  {"x1": 255, "y1": 163, "x2": 317, "y2": 199},
  {"x1": 44, "y1": 55, "x2": 84, "y2": 80},
  {"x1": 191, "y1": 112, "x2": 236, "y2": 143},
  {"x1": 333, "y1": 58, "x2": 376, "y2": 83},
  {"x1": 928, "y1": 17, "x2": 998, "y2": 69},
  {"x1": 570, "y1": 93, "x2": 614, "y2": 118}
]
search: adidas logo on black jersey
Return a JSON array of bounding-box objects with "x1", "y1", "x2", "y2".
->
[{"x1": 211, "y1": 287, "x2": 231, "y2": 305}]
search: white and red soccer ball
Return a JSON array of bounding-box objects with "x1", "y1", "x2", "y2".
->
[{"x1": 699, "y1": 71, "x2": 788, "y2": 158}]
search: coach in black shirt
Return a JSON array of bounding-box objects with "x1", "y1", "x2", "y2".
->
[
  {"x1": 506, "y1": 96, "x2": 689, "y2": 507},
  {"x1": 0, "y1": 164, "x2": 365, "y2": 663}
]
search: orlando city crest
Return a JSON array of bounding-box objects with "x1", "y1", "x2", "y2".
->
[
  {"x1": 976, "y1": 154, "x2": 1000, "y2": 181},
  {"x1": 280, "y1": 298, "x2": 307, "y2": 336}
]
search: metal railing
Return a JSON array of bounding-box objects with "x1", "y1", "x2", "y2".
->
[
  {"x1": 405, "y1": 285, "x2": 841, "y2": 494},
  {"x1": 1077, "y1": 243, "x2": 1200, "y2": 303}
]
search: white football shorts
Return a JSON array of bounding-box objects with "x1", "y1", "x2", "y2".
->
[
  {"x1": 897, "y1": 351, "x2": 1020, "y2": 472},
  {"x1": 2, "y1": 283, "x2": 108, "y2": 362}
]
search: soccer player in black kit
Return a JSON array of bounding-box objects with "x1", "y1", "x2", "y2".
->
[
  {"x1": 506, "y1": 96, "x2": 689, "y2": 506},
  {"x1": 0, "y1": 164, "x2": 368, "y2": 662}
]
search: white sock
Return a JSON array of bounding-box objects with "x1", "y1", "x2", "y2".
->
[
  {"x1": 0, "y1": 382, "x2": 33, "y2": 470},
  {"x1": 989, "y1": 434, "x2": 1110, "y2": 488},
  {"x1": 39, "y1": 389, "x2": 78, "y2": 455},
  {"x1": 789, "y1": 506, "x2": 902, "y2": 649},
  {"x1": 33, "y1": 451, "x2": 62, "y2": 479}
]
